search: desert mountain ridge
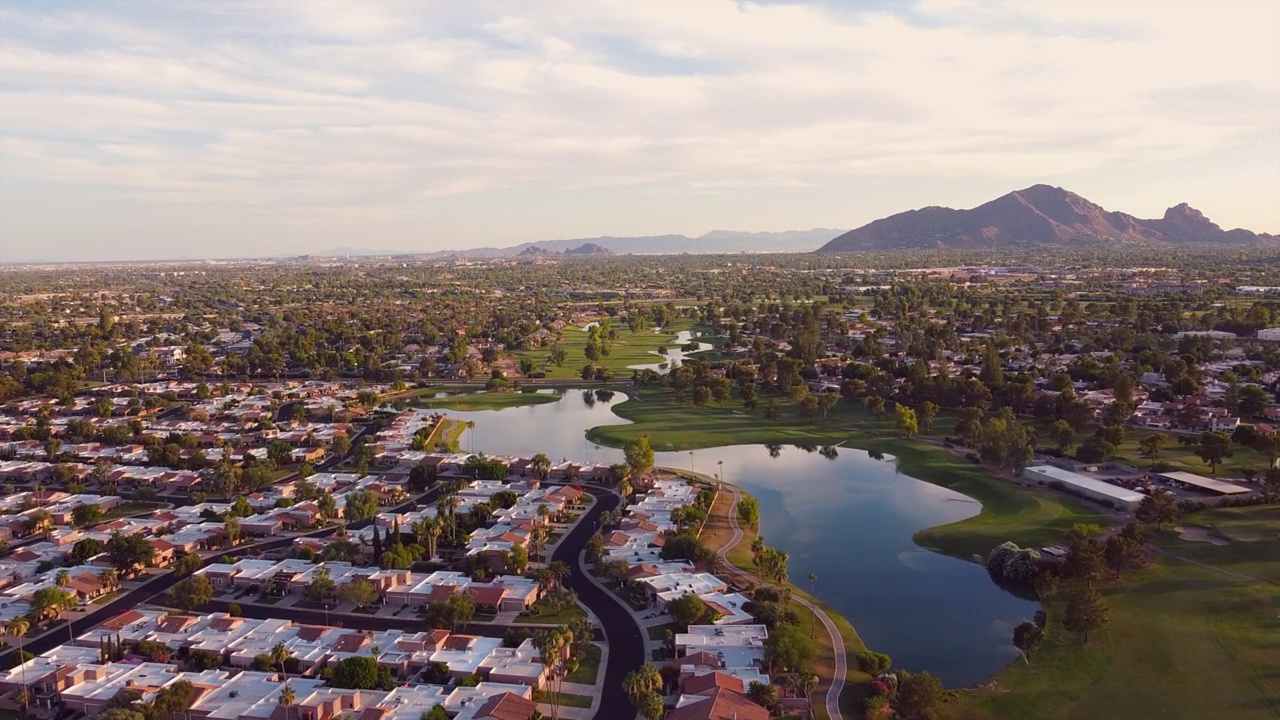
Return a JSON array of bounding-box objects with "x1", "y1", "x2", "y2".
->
[
  {"x1": 817, "y1": 185, "x2": 1276, "y2": 252},
  {"x1": 516, "y1": 242, "x2": 617, "y2": 257},
  {"x1": 314, "y1": 229, "x2": 843, "y2": 258}
]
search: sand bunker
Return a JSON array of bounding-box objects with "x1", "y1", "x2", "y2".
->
[{"x1": 1174, "y1": 525, "x2": 1229, "y2": 546}]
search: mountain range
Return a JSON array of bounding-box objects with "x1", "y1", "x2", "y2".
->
[
  {"x1": 817, "y1": 185, "x2": 1276, "y2": 252},
  {"x1": 314, "y1": 228, "x2": 843, "y2": 258}
]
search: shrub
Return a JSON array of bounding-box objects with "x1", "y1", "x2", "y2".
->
[
  {"x1": 855, "y1": 650, "x2": 893, "y2": 675},
  {"x1": 987, "y1": 541, "x2": 1042, "y2": 584}
]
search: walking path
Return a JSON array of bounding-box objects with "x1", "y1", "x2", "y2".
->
[{"x1": 716, "y1": 481, "x2": 847, "y2": 720}]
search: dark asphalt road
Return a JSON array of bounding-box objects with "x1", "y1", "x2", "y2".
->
[{"x1": 554, "y1": 487, "x2": 643, "y2": 720}]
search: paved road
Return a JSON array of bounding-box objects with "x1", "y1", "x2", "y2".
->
[
  {"x1": 552, "y1": 486, "x2": 642, "y2": 720},
  {"x1": 717, "y1": 482, "x2": 846, "y2": 720}
]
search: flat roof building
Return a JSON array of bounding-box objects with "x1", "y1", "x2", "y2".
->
[
  {"x1": 1154, "y1": 471, "x2": 1252, "y2": 496},
  {"x1": 1023, "y1": 465, "x2": 1145, "y2": 512}
]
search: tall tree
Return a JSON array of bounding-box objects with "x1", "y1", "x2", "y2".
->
[
  {"x1": 1196, "y1": 430, "x2": 1233, "y2": 475},
  {"x1": 1136, "y1": 488, "x2": 1180, "y2": 531},
  {"x1": 624, "y1": 436, "x2": 655, "y2": 477},
  {"x1": 1063, "y1": 585, "x2": 1110, "y2": 643},
  {"x1": 895, "y1": 405, "x2": 919, "y2": 439}
]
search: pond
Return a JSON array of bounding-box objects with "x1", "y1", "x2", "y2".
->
[
  {"x1": 440, "y1": 388, "x2": 1039, "y2": 687},
  {"x1": 627, "y1": 330, "x2": 714, "y2": 375}
]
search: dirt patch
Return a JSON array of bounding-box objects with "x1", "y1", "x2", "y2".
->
[{"x1": 1174, "y1": 525, "x2": 1229, "y2": 546}]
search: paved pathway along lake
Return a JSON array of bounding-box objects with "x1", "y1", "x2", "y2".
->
[{"x1": 440, "y1": 389, "x2": 1039, "y2": 687}]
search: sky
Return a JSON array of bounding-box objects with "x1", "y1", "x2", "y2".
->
[{"x1": 1, "y1": 0, "x2": 1278, "y2": 262}]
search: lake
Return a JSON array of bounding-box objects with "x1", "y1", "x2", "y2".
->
[{"x1": 440, "y1": 388, "x2": 1039, "y2": 687}]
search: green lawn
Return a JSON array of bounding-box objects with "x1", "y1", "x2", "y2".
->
[
  {"x1": 952, "y1": 505, "x2": 1280, "y2": 720},
  {"x1": 647, "y1": 621, "x2": 678, "y2": 641},
  {"x1": 1057, "y1": 423, "x2": 1273, "y2": 479},
  {"x1": 515, "y1": 600, "x2": 587, "y2": 625},
  {"x1": 564, "y1": 643, "x2": 601, "y2": 685},
  {"x1": 556, "y1": 692, "x2": 594, "y2": 709},
  {"x1": 410, "y1": 391, "x2": 562, "y2": 411},
  {"x1": 511, "y1": 319, "x2": 703, "y2": 379}
]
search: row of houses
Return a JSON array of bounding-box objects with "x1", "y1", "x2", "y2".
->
[
  {"x1": 86, "y1": 609, "x2": 553, "y2": 688},
  {"x1": 3, "y1": 644, "x2": 537, "y2": 720},
  {"x1": 196, "y1": 562, "x2": 542, "y2": 613},
  {"x1": 604, "y1": 479, "x2": 754, "y2": 625}
]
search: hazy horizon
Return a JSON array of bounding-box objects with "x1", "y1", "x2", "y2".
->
[{"x1": 2, "y1": 0, "x2": 1279, "y2": 262}]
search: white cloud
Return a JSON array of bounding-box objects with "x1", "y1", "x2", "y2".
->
[{"x1": 0, "y1": 0, "x2": 1277, "y2": 260}]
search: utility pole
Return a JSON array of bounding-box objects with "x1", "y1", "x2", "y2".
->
[{"x1": 808, "y1": 573, "x2": 818, "y2": 638}]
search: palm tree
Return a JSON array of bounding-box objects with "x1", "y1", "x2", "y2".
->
[
  {"x1": 102, "y1": 568, "x2": 120, "y2": 592},
  {"x1": 270, "y1": 641, "x2": 292, "y2": 680},
  {"x1": 9, "y1": 618, "x2": 29, "y2": 711},
  {"x1": 623, "y1": 664, "x2": 663, "y2": 703},
  {"x1": 530, "y1": 525, "x2": 546, "y2": 564},
  {"x1": 56, "y1": 569, "x2": 72, "y2": 587},
  {"x1": 437, "y1": 495, "x2": 461, "y2": 541},
  {"x1": 547, "y1": 561, "x2": 570, "y2": 589},
  {"x1": 413, "y1": 517, "x2": 443, "y2": 561},
  {"x1": 278, "y1": 682, "x2": 295, "y2": 720},
  {"x1": 802, "y1": 673, "x2": 819, "y2": 699}
]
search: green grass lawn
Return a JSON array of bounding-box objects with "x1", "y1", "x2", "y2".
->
[
  {"x1": 647, "y1": 621, "x2": 678, "y2": 641},
  {"x1": 564, "y1": 643, "x2": 602, "y2": 685},
  {"x1": 556, "y1": 692, "x2": 594, "y2": 709},
  {"x1": 1059, "y1": 424, "x2": 1273, "y2": 478},
  {"x1": 951, "y1": 505, "x2": 1280, "y2": 720},
  {"x1": 511, "y1": 319, "x2": 702, "y2": 379},
  {"x1": 515, "y1": 601, "x2": 587, "y2": 625},
  {"x1": 410, "y1": 391, "x2": 562, "y2": 411}
]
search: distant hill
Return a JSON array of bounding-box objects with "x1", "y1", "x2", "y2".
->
[
  {"x1": 516, "y1": 245, "x2": 554, "y2": 257},
  {"x1": 817, "y1": 185, "x2": 1277, "y2": 252},
  {"x1": 564, "y1": 242, "x2": 615, "y2": 256},
  {"x1": 314, "y1": 229, "x2": 841, "y2": 258},
  {"x1": 461, "y1": 229, "x2": 842, "y2": 256}
]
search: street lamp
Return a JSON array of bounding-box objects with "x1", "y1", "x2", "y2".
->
[
  {"x1": 808, "y1": 573, "x2": 818, "y2": 638},
  {"x1": 717, "y1": 460, "x2": 724, "y2": 483},
  {"x1": 689, "y1": 451, "x2": 694, "y2": 474}
]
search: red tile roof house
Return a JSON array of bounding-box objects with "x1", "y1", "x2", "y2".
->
[
  {"x1": 65, "y1": 572, "x2": 108, "y2": 603},
  {"x1": 668, "y1": 686, "x2": 770, "y2": 720},
  {"x1": 471, "y1": 692, "x2": 539, "y2": 720},
  {"x1": 467, "y1": 585, "x2": 509, "y2": 613},
  {"x1": 148, "y1": 539, "x2": 178, "y2": 567}
]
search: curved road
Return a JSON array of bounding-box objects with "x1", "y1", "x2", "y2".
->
[
  {"x1": 717, "y1": 482, "x2": 846, "y2": 720},
  {"x1": 551, "y1": 486, "x2": 644, "y2": 720}
]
